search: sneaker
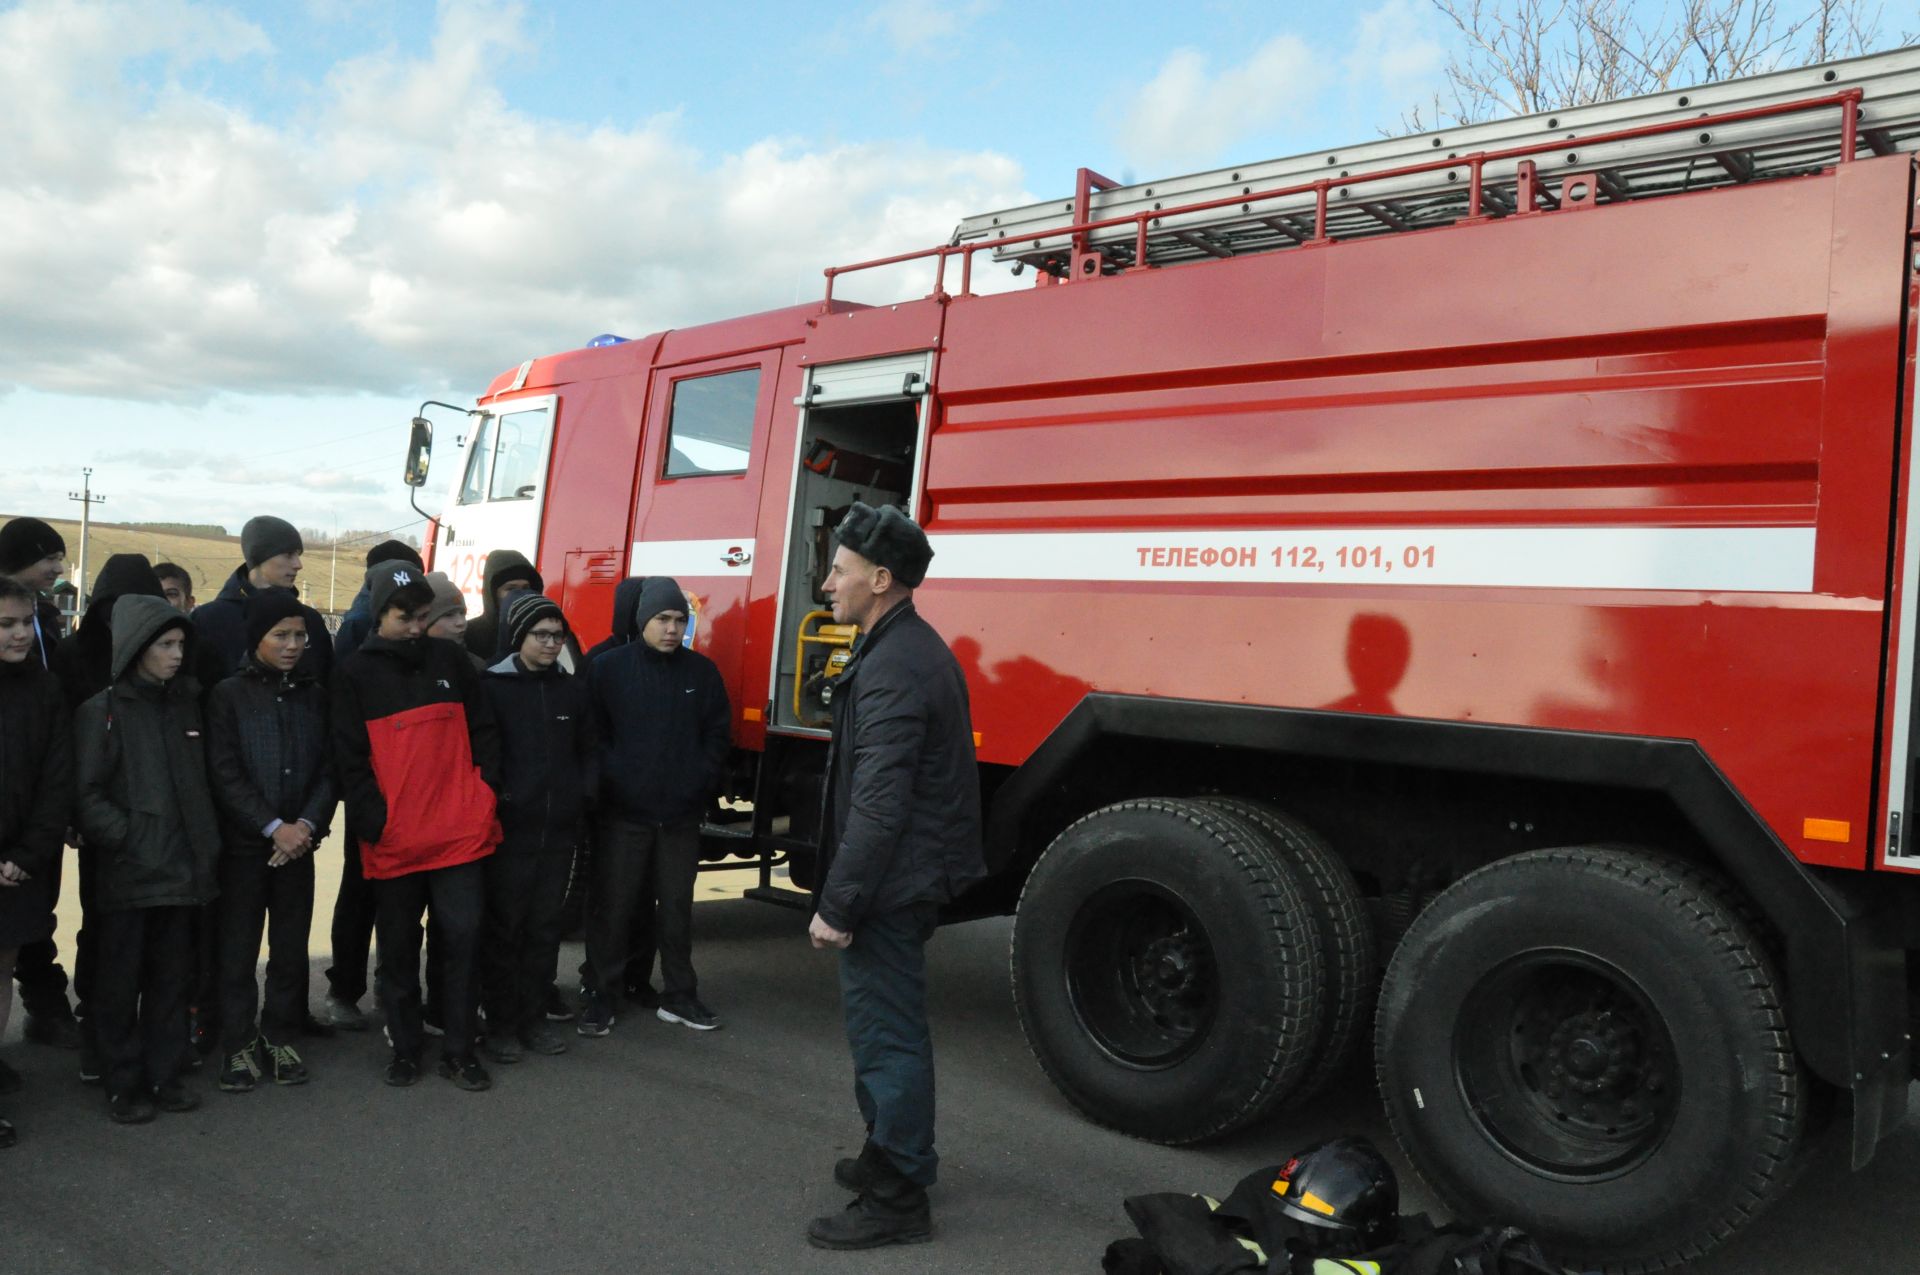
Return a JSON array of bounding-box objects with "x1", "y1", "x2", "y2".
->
[
  {"x1": 576, "y1": 996, "x2": 613, "y2": 1038},
  {"x1": 421, "y1": 1006, "x2": 446, "y2": 1038},
  {"x1": 260, "y1": 1037, "x2": 310, "y2": 1086},
  {"x1": 78, "y1": 1039, "x2": 103, "y2": 1086},
  {"x1": 152, "y1": 1079, "x2": 201, "y2": 1113},
  {"x1": 23, "y1": 1012, "x2": 81, "y2": 1050},
  {"x1": 217, "y1": 1044, "x2": 262, "y2": 1093},
  {"x1": 317, "y1": 996, "x2": 369, "y2": 1032},
  {"x1": 543, "y1": 985, "x2": 577, "y2": 1022},
  {"x1": 623, "y1": 981, "x2": 661, "y2": 1010},
  {"x1": 518, "y1": 1025, "x2": 569, "y2": 1056},
  {"x1": 0, "y1": 1058, "x2": 21, "y2": 1096},
  {"x1": 298, "y1": 1013, "x2": 337, "y2": 1039},
  {"x1": 108, "y1": 1090, "x2": 157, "y2": 1125},
  {"x1": 657, "y1": 996, "x2": 720, "y2": 1031},
  {"x1": 437, "y1": 1055, "x2": 491, "y2": 1092},
  {"x1": 482, "y1": 1033, "x2": 522, "y2": 1065},
  {"x1": 384, "y1": 1053, "x2": 420, "y2": 1087}
]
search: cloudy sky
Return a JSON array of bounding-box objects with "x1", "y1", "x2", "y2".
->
[{"x1": 0, "y1": 0, "x2": 1462, "y2": 538}]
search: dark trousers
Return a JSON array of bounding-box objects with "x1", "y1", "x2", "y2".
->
[
  {"x1": 324, "y1": 833, "x2": 376, "y2": 1004},
  {"x1": 482, "y1": 848, "x2": 572, "y2": 1037},
  {"x1": 839, "y1": 902, "x2": 942, "y2": 1187},
  {"x1": 12, "y1": 853, "x2": 73, "y2": 1020},
  {"x1": 374, "y1": 860, "x2": 483, "y2": 1062},
  {"x1": 191, "y1": 901, "x2": 220, "y2": 1038},
  {"x1": 217, "y1": 852, "x2": 315, "y2": 1054},
  {"x1": 583, "y1": 816, "x2": 699, "y2": 1002},
  {"x1": 91, "y1": 905, "x2": 195, "y2": 1097}
]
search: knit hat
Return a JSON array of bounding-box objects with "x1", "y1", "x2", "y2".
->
[
  {"x1": 633, "y1": 576, "x2": 689, "y2": 631},
  {"x1": 505, "y1": 591, "x2": 567, "y2": 654},
  {"x1": 366, "y1": 559, "x2": 432, "y2": 619},
  {"x1": 0, "y1": 517, "x2": 66, "y2": 575},
  {"x1": 244, "y1": 588, "x2": 308, "y2": 651},
  {"x1": 364, "y1": 539, "x2": 424, "y2": 571},
  {"x1": 240, "y1": 515, "x2": 303, "y2": 567},
  {"x1": 423, "y1": 571, "x2": 467, "y2": 629},
  {"x1": 834, "y1": 502, "x2": 932, "y2": 588}
]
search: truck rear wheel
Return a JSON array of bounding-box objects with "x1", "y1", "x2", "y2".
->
[
  {"x1": 1375, "y1": 846, "x2": 1803, "y2": 1272},
  {"x1": 1011, "y1": 798, "x2": 1324, "y2": 1143},
  {"x1": 1197, "y1": 797, "x2": 1376, "y2": 1106}
]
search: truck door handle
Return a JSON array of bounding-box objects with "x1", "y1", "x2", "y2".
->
[{"x1": 721, "y1": 548, "x2": 752, "y2": 566}]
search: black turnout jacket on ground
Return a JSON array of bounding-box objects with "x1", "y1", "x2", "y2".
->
[
  {"x1": 0, "y1": 657, "x2": 74, "y2": 880},
  {"x1": 588, "y1": 639, "x2": 730, "y2": 825},
  {"x1": 482, "y1": 654, "x2": 597, "y2": 852},
  {"x1": 206, "y1": 657, "x2": 336, "y2": 851},
  {"x1": 816, "y1": 601, "x2": 986, "y2": 933},
  {"x1": 192, "y1": 565, "x2": 334, "y2": 684},
  {"x1": 73, "y1": 596, "x2": 221, "y2": 912}
]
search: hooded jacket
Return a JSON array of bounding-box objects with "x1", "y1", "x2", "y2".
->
[
  {"x1": 815, "y1": 601, "x2": 985, "y2": 932},
  {"x1": 192, "y1": 564, "x2": 334, "y2": 684},
  {"x1": 52, "y1": 553, "x2": 165, "y2": 709},
  {"x1": 206, "y1": 656, "x2": 336, "y2": 850},
  {"x1": 588, "y1": 634, "x2": 730, "y2": 824},
  {"x1": 583, "y1": 576, "x2": 648, "y2": 667},
  {"x1": 0, "y1": 654, "x2": 74, "y2": 882},
  {"x1": 482, "y1": 653, "x2": 597, "y2": 851},
  {"x1": 463, "y1": 549, "x2": 542, "y2": 661},
  {"x1": 332, "y1": 634, "x2": 500, "y2": 879},
  {"x1": 73, "y1": 595, "x2": 221, "y2": 912}
]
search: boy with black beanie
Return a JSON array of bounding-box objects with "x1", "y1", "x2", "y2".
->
[
  {"x1": 580, "y1": 576, "x2": 730, "y2": 1036},
  {"x1": 191, "y1": 514, "x2": 333, "y2": 684},
  {"x1": 73, "y1": 596, "x2": 221, "y2": 1124},
  {"x1": 333, "y1": 539, "x2": 425, "y2": 663},
  {"x1": 478, "y1": 593, "x2": 595, "y2": 1061},
  {"x1": 206, "y1": 590, "x2": 336, "y2": 1092},
  {"x1": 0, "y1": 516, "x2": 68, "y2": 666},
  {"x1": 334, "y1": 561, "x2": 500, "y2": 1091}
]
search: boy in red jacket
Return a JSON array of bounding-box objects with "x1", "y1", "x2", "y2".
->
[{"x1": 332, "y1": 561, "x2": 500, "y2": 1091}]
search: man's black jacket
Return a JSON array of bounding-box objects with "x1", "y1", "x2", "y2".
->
[
  {"x1": 192, "y1": 565, "x2": 333, "y2": 684},
  {"x1": 816, "y1": 601, "x2": 985, "y2": 933},
  {"x1": 482, "y1": 653, "x2": 597, "y2": 852},
  {"x1": 0, "y1": 658, "x2": 73, "y2": 881},
  {"x1": 206, "y1": 657, "x2": 336, "y2": 851},
  {"x1": 588, "y1": 638, "x2": 729, "y2": 825}
]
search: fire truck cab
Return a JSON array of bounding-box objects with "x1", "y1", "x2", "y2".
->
[{"x1": 402, "y1": 47, "x2": 1920, "y2": 1272}]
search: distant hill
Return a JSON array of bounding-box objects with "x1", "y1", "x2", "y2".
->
[{"x1": 3, "y1": 516, "x2": 368, "y2": 616}]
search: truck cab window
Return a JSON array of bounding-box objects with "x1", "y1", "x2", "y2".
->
[
  {"x1": 458, "y1": 414, "x2": 495, "y2": 505},
  {"x1": 488, "y1": 406, "x2": 552, "y2": 501},
  {"x1": 665, "y1": 368, "x2": 760, "y2": 477}
]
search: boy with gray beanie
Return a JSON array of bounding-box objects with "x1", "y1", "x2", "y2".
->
[{"x1": 191, "y1": 515, "x2": 333, "y2": 685}]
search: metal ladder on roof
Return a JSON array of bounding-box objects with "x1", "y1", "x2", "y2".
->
[{"x1": 951, "y1": 45, "x2": 1920, "y2": 275}]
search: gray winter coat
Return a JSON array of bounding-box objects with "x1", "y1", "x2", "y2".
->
[
  {"x1": 816, "y1": 601, "x2": 986, "y2": 931},
  {"x1": 73, "y1": 595, "x2": 221, "y2": 911}
]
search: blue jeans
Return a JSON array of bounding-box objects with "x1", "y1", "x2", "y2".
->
[{"x1": 838, "y1": 902, "x2": 942, "y2": 1187}]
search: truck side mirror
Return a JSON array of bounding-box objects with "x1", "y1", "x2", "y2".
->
[{"x1": 403, "y1": 417, "x2": 432, "y2": 488}]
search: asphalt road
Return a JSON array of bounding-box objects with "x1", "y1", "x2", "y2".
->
[{"x1": 5, "y1": 860, "x2": 1919, "y2": 1274}]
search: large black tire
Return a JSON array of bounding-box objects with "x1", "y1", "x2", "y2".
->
[
  {"x1": 1375, "y1": 847, "x2": 1804, "y2": 1273},
  {"x1": 1198, "y1": 797, "x2": 1376, "y2": 1105},
  {"x1": 1011, "y1": 798, "x2": 1325, "y2": 1143}
]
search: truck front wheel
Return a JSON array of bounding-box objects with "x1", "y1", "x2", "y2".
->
[
  {"x1": 1011, "y1": 798, "x2": 1325, "y2": 1144},
  {"x1": 1375, "y1": 846, "x2": 1804, "y2": 1273}
]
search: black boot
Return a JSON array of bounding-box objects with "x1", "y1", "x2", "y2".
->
[
  {"x1": 833, "y1": 1137, "x2": 887, "y2": 1192},
  {"x1": 808, "y1": 1159, "x2": 932, "y2": 1250}
]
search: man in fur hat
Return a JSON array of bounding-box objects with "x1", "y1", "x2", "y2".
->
[{"x1": 806, "y1": 502, "x2": 986, "y2": 1251}]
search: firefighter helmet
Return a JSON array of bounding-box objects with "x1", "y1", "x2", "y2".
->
[{"x1": 1270, "y1": 1136, "x2": 1399, "y2": 1239}]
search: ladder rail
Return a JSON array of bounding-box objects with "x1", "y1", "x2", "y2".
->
[{"x1": 824, "y1": 80, "x2": 1876, "y2": 306}]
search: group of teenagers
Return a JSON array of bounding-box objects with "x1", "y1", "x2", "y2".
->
[
  {"x1": 0, "y1": 513, "x2": 732, "y2": 1129},
  {"x1": 1, "y1": 497, "x2": 988, "y2": 1250}
]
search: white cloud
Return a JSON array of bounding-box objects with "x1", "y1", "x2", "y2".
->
[
  {"x1": 1343, "y1": 0, "x2": 1450, "y2": 119},
  {"x1": 1117, "y1": 34, "x2": 1329, "y2": 170},
  {"x1": 864, "y1": 0, "x2": 994, "y2": 56},
  {"x1": 0, "y1": 0, "x2": 1030, "y2": 408}
]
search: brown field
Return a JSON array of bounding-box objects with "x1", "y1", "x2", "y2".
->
[{"x1": 4, "y1": 516, "x2": 367, "y2": 620}]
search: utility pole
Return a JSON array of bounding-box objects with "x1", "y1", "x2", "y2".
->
[{"x1": 66, "y1": 467, "x2": 105, "y2": 611}]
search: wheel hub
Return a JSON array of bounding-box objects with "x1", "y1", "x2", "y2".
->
[{"x1": 1064, "y1": 882, "x2": 1218, "y2": 1070}]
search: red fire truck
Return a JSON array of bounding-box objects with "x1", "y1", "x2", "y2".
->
[{"x1": 402, "y1": 48, "x2": 1920, "y2": 1271}]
